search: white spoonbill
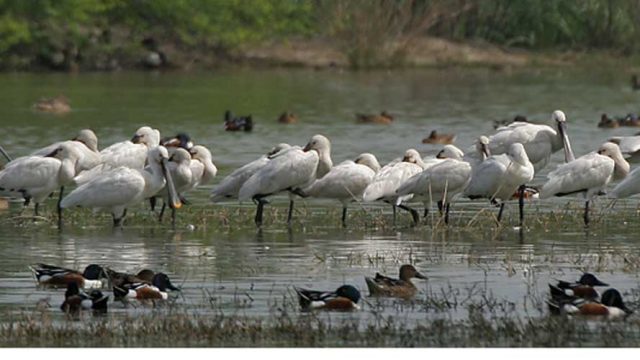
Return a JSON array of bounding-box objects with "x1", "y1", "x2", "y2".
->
[
  {"x1": 74, "y1": 126, "x2": 160, "y2": 185},
  {"x1": 485, "y1": 110, "x2": 574, "y2": 172},
  {"x1": 31, "y1": 129, "x2": 101, "y2": 173},
  {"x1": 60, "y1": 146, "x2": 181, "y2": 227},
  {"x1": 0, "y1": 143, "x2": 80, "y2": 221},
  {"x1": 239, "y1": 135, "x2": 332, "y2": 227},
  {"x1": 362, "y1": 149, "x2": 425, "y2": 226},
  {"x1": 187, "y1": 145, "x2": 218, "y2": 188},
  {"x1": 608, "y1": 134, "x2": 640, "y2": 163},
  {"x1": 464, "y1": 142, "x2": 535, "y2": 226},
  {"x1": 540, "y1": 142, "x2": 629, "y2": 226},
  {"x1": 302, "y1": 153, "x2": 380, "y2": 226},
  {"x1": 396, "y1": 145, "x2": 471, "y2": 224},
  {"x1": 211, "y1": 143, "x2": 291, "y2": 203}
]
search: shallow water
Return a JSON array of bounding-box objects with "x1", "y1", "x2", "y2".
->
[{"x1": 1, "y1": 68, "x2": 640, "y2": 331}]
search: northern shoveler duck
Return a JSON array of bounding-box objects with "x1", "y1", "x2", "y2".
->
[
  {"x1": 113, "y1": 272, "x2": 180, "y2": 301},
  {"x1": 33, "y1": 95, "x2": 71, "y2": 114},
  {"x1": 422, "y1": 130, "x2": 456, "y2": 144},
  {"x1": 355, "y1": 111, "x2": 394, "y2": 124},
  {"x1": 60, "y1": 282, "x2": 108, "y2": 314},
  {"x1": 278, "y1": 111, "x2": 298, "y2": 124},
  {"x1": 510, "y1": 186, "x2": 539, "y2": 201},
  {"x1": 294, "y1": 285, "x2": 361, "y2": 311},
  {"x1": 620, "y1": 113, "x2": 640, "y2": 127},
  {"x1": 30, "y1": 263, "x2": 108, "y2": 289},
  {"x1": 105, "y1": 267, "x2": 156, "y2": 288},
  {"x1": 598, "y1": 114, "x2": 620, "y2": 128},
  {"x1": 365, "y1": 264, "x2": 427, "y2": 299},
  {"x1": 549, "y1": 272, "x2": 609, "y2": 301},
  {"x1": 547, "y1": 288, "x2": 632, "y2": 318},
  {"x1": 224, "y1": 110, "x2": 253, "y2": 132},
  {"x1": 492, "y1": 115, "x2": 528, "y2": 129},
  {"x1": 161, "y1": 133, "x2": 194, "y2": 150}
]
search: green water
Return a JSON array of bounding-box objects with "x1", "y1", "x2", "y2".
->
[{"x1": 1, "y1": 68, "x2": 640, "y2": 345}]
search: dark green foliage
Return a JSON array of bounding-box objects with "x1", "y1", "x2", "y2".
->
[{"x1": 1, "y1": 0, "x2": 640, "y2": 70}]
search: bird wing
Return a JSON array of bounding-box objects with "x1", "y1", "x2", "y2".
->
[
  {"x1": 304, "y1": 162, "x2": 375, "y2": 200},
  {"x1": 610, "y1": 166, "x2": 640, "y2": 198},
  {"x1": 540, "y1": 153, "x2": 614, "y2": 198},
  {"x1": 463, "y1": 156, "x2": 509, "y2": 198},
  {"x1": 61, "y1": 167, "x2": 146, "y2": 208},
  {"x1": 363, "y1": 162, "x2": 422, "y2": 202},
  {"x1": 238, "y1": 149, "x2": 318, "y2": 201},
  {"x1": 0, "y1": 157, "x2": 60, "y2": 193},
  {"x1": 210, "y1": 156, "x2": 269, "y2": 202}
]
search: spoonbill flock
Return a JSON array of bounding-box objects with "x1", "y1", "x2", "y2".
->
[{"x1": 2, "y1": 109, "x2": 640, "y2": 228}]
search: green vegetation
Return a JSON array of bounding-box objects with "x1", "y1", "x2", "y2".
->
[{"x1": 1, "y1": 0, "x2": 640, "y2": 69}]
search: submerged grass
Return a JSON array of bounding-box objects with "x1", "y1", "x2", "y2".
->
[{"x1": 2, "y1": 306, "x2": 640, "y2": 347}]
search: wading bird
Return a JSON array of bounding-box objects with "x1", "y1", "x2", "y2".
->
[
  {"x1": 239, "y1": 135, "x2": 332, "y2": 227},
  {"x1": 540, "y1": 142, "x2": 629, "y2": 226},
  {"x1": 60, "y1": 146, "x2": 181, "y2": 227}
]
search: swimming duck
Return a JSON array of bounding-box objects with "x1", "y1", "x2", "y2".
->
[
  {"x1": 422, "y1": 130, "x2": 456, "y2": 144},
  {"x1": 620, "y1": 113, "x2": 640, "y2": 127},
  {"x1": 355, "y1": 111, "x2": 393, "y2": 124},
  {"x1": 548, "y1": 288, "x2": 632, "y2": 318},
  {"x1": 598, "y1": 114, "x2": 620, "y2": 128},
  {"x1": 278, "y1": 111, "x2": 298, "y2": 124},
  {"x1": 161, "y1": 133, "x2": 194, "y2": 150},
  {"x1": 30, "y1": 263, "x2": 108, "y2": 289},
  {"x1": 113, "y1": 272, "x2": 180, "y2": 300},
  {"x1": 549, "y1": 273, "x2": 609, "y2": 301},
  {"x1": 60, "y1": 282, "x2": 108, "y2": 314},
  {"x1": 33, "y1": 95, "x2": 71, "y2": 114},
  {"x1": 294, "y1": 285, "x2": 361, "y2": 311},
  {"x1": 224, "y1": 110, "x2": 253, "y2": 132},
  {"x1": 365, "y1": 264, "x2": 427, "y2": 299},
  {"x1": 105, "y1": 267, "x2": 156, "y2": 288},
  {"x1": 493, "y1": 115, "x2": 528, "y2": 130}
]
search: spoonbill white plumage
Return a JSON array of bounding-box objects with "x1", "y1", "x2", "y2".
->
[
  {"x1": 486, "y1": 110, "x2": 574, "y2": 172},
  {"x1": 362, "y1": 149, "x2": 425, "y2": 226},
  {"x1": 73, "y1": 126, "x2": 160, "y2": 185},
  {"x1": 396, "y1": 145, "x2": 471, "y2": 224},
  {"x1": 540, "y1": 142, "x2": 629, "y2": 226},
  {"x1": 302, "y1": 153, "x2": 380, "y2": 226},
  {"x1": 31, "y1": 129, "x2": 101, "y2": 174},
  {"x1": 608, "y1": 134, "x2": 640, "y2": 163},
  {"x1": 187, "y1": 145, "x2": 217, "y2": 188},
  {"x1": 238, "y1": 135, "x2": 332, "y2": 227},
  {"x1": 210, "y1": 143, "x2": 291, "y2": 203},
  {"x1": 464, "y1": 142, "x2": 534, "y2": 226},
  {"x1": 0, "y1": 143, "x2": 80, "y2": 220},
  {"x1": 60, "y1": 146, "x2": 181, "y2": 227}
]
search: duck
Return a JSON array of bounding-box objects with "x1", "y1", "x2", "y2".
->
[
  {"x1": 60, "y1": 282, "x2": 108, "y2": 314},
  {"x1": 549, "y1": 273, "x2": 609, "y2": 301},
  {"x1": 620, "y1": 113, "x2": 640, "y2": 127},
  {"x1": 547, "y1": 288, "x2": 632, "y2": 318},
  {"x1": 364, "y1": 264, "x2": 427, "y2": 299},
  {"x1": 355, "y1": 111, "x2": 393, "y2": 124},
  {"x1": 278, "y1": 111, "x2": 298, "y2": 124},
  {"x1": 224, "y1": 110, "x2": 253, "y2": 132},
  {"x1": 113, "y1": 272, "x2": 180, "y2": 301},
  {"x1": 33, "y1": 95, "x2": 71, "y2": 114},
  {"x1": 30, "y1": 263, "x2": 108, "y2": 289},
  {"x1": 293, "y1": 285, "x2": 361, "y2": 311},
  {"x1": 421, "y1": 130, "x2": 456, "y2": 145},
  {"x1": 161, "y1": 133, "x2": 194, "y2": 150},
  {"x1": 598, "y1": 114, "x2": 620, "y2": 128},
  {"x1": 493, "y1": 115, "x2": 528, "y2": 130},
  {"x1": 105, "y1": 267, "x2": 156, "y2": 288}
]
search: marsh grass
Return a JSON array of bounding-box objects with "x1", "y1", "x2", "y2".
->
[{"x1": 2, "y1": 297, "x2": 640, "y2": 347}]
